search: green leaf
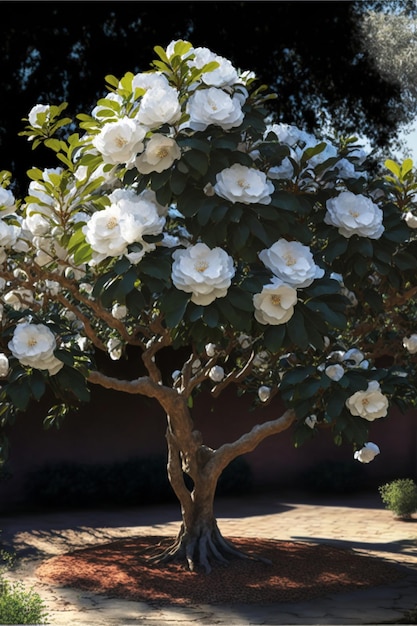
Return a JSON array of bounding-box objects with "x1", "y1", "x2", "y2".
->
[
  {"x1": 202, "y1": 306, "x2": 219, "y2": 328},
  {"x1": 263, "y1": 325, "x2": 286, "y2": 352},
  {"x1": 286, "y1": 309, "x2": 309, "y2": 349},
  {"x1": 385, "y1": 159, "x2": 401, "y2": 178},
  {"x1": 227, "y1": 287, "x2": 254, "y2": 312}
]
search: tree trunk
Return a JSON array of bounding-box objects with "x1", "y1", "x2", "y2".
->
[{"x1": 149, "y1": 431, "x2": 269, "y2": 573}]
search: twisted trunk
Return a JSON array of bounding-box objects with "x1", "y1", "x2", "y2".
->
[{"x1": 88, "y1": 370, "x2": 296, "y2": 573}]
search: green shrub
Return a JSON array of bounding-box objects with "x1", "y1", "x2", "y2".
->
[
  {"x1": 0, "y1": 550, "x2": 48, "y2": 625},
  {"x1": 379, "y1": 478, "x2": 417, "y2": 519}
]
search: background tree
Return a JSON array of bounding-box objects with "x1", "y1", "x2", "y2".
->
[
  {"x1": 1, "y1": 0, "x2": 416, "y2": 194},
  {"x1": 1, "y1": 39, "x2": 417, "y2": 573}
]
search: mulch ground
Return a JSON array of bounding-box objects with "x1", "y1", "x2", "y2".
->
[{"x1": 35, "y1": 535, "x2": 407, "y2": 606}]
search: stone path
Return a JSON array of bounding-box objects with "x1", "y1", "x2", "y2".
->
[{"x1": 0, "y1": 490, "x2": 416, "y2": 625}]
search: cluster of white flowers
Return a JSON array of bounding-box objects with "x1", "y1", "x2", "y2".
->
[
  {"x1": 8, "y1": 322, "x2": 63, "y2": 375},
  {"x1": 83, "y1": 188, "x2": 166, "y2": 265}
]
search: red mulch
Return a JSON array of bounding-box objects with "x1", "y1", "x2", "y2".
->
[{"x1": 35, "y1": 535, "x2": 407, "y2": 606}]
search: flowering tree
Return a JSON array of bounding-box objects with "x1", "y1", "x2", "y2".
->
[{"x1": 1, "y1": 40, "x2": 417, "y2": 572}]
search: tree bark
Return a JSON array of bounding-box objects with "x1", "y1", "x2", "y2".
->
[{"x1": 88, "y1": 370, "x2": 296, "y2": 573}]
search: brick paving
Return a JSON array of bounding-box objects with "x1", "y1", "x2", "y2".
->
[{"x1": 0, "y1": 490, "x2": 416, "y2": 625}]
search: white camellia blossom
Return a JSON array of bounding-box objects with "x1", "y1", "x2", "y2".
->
[
  {"x1": 258, "y1": 386, "x2": 271, "y2": 402},
  {"x1": 209, "y1": 365, "x2": 224, "y2": 382},
  {"x1": 354, "y1": 442, "x2": 380, "y2": 464},
  {"x1": 325, "y1": 363, "x2": 345, "y2": 381},
  {"x1": 259, "y1": 239, "x2": 325, "y2": 288},
  {"x1": 404, "y1": 211, "x2": 417, "y2": 229},
  {"x1": 107, "y1": 337, "x2": 123, "y2": 361},
  {"x1": 0, "y1": 187, "x2": 16, "y2": 215},
  {"x1": 346, "y1": 380, "x2": 389, "y2": 421},
  {"x1": 92, "y1": 117, "x2": 146, "y2": 165},
  {"x1": 205, "y1": 343, "x2": 217, "y2": 357},
  {"x1": 171, "y1": 243, "x2": 235, "y2": 305},
  {"x1": 0, "y1": 220, "x2": 20, "y2": 250},
  {"x1": 253, "y1": 277, "x2": 297, "y2": 325},
  {"x1": 84, "y1": 205, "x2": 128, "y2": 261},
  {"x1": 343, "y1": 348, "x2": 369, "y2": 369},
  {"x1": 8, "y1": 322, "x2": 63, "y2": 375},
  {"x1": 213, "y1": 163, "x2": 274, "y2": 205},
  {"x1": 28, "y1": 104, "x2": 50, "y2": 128},
  {"x1": 112, "y1": 303, "x2": 127, "y2": 320},
  {"x1": 186, "y1": 87, "x2": 245, "y2": 131},
  {"x1": 403, "y1": 334, "x2": 417, "y2": 354},
  {"x1": 325, "y1": 191, "x2": 384, "y2": 239},
  {"x1": 305, "y1": 414, "x2": 317, "y2": 429},
  {"x1": 0, "y1": 353, "x2": 9, "y2": 377},
  {"x1": 135, "y1": 85, "x2": 181, "y2": 128},
  {"x1": 190, "y1": 46, "x2": 239, "y2": 87},
  {"x1": 135, "y1": 134, "x2": 181, "y2": 174}
]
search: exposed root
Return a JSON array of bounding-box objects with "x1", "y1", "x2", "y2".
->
[{"x1": 146, "y1": 524, "x2": 272, "y2": 573}]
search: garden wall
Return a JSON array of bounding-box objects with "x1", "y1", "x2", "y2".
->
[{"x1": 0, "y1": 384, "x2": 416, "y2": 512}]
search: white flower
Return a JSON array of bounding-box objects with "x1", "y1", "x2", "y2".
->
[
  {"x1": 92, "y1": 117, "x2": 146, "y2": 165},
  {"x1": 28, "y1": 104, "x2": 50, "y2": 128},
  {"x1": 171, "y1": 243, "x2": 235, "y2": 305},
  {"x1": 191, "y1": 47, "x2": 239, "y2": 87},
  {"x1": 259, "y1": 238, "x2": 324, "y2": 288},
  {"x1": 0, "y1": 353, "x2": 9, "y2": 377},
  {"x1": 172, "y1": 369, "x2": 181, "y2": 381},
  {"x1": 354, "y1": 442, "x2": 380, "y2": 464},
  {"x1": 0, "y1": 220, "x2": 20, "y2": 248},
  {"x1": 0, "y1": 187, "x2": 16, "y2": 215},
  {"x1": 205, "y1": 343, "x2": 217, "y2": 357},
  {"x1": 325, "y1": 363, "x2": 345, "y2": 381},
  {"x1": 404, "y1": 211, "x2": 417, "y2": 229},
  {"x1": 83, "y1": 205, "x2": 128, "y2": 260},
  {"x1": 131, "y1": 71, "x2": 170, "y2": 92},
  {"x1": 213, "y1": 163, "x2": 274, "y2": 205},
  {"x1": 237, "y1": 334, "x2": 252, "y2": 349},
  {"x1": 403, "y1": 334, "x2": 417, "y2": 354},
  {"x1": 135, "y1": 85, "x2": 181, "y2": 129},
  {"x1": 8, "y1": 322, "x2": 63, "y2": 375},
  {"x1": 112, "y1": 303, "x2": 127, "y2": 320},
  {"x1": 24, "y1": 212, "x2": 50, "y2": 236},
  {"x1": 346, "y1": 380, "x2": 389, "y2": 421},
  {"x1": 325, "y1": 191, "x2": 384, "y2": 239},
  {"x1": 3, "y1": 289, "x2": 34, "y2": 310},
  {"x1": 267, "y1": 157, "x2": 295, "y2": 181},
  {"x1": 343, "y1": 348, "x2": 366, "y2": 367},
  {"x1": 258, "y1": 386, "x2": 271, "y2": 402},
  {"x1": 107, "y1": 337, "x2": 123, "y2": 360},
  {"x1": 252, "y1": 350, "x2": 270, "y2": 371},
  {"x1": 186, "y1": 87, "x2": 244, "y2": 131},
  {"x1": 253, "y1": 277, "x2": 297, "y2": 325},
  {"x1": 305, "y1": 414, "x2": 317, "y2": 429},
  {"x1": 209, "y1": 365, "x2": 224, "y2": 382},
  {"x1": 136, "y1": 134, "x2": 181, "y2": 174}
]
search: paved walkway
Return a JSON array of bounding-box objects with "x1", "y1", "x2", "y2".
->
[{"x1": 0, "y1": 490, "x2": 417, "y2": 625}]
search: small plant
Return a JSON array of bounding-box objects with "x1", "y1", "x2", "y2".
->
[
  {"x1": 0, "y1": 549, "x2": 48, "y2": 624},
  {"x1": 379, "y1": 478, "x2": 417, "y2": 520}
]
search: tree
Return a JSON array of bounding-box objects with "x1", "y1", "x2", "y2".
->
[
  {"x1": 1, "y1": 40, "x2": 417, "y2": 573},
  {"x1": 1, "y1": 1, "x2": 415, "y2": 193}
]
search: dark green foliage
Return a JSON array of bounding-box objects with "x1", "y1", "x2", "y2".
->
[{"x1": 23, "y1": 455, "x2": 252, "y2": 510}]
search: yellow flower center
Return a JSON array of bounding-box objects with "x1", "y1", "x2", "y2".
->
[
  {"x1": 28, "y1": 337, "x2": 37, "y2": 347},
  {"x1": 106, "y1": 217, "x2": 118, "y2": 230},
  {"x1": 156, "y1": 147, "x2": 169, "y2": 159},
  {"x1": 284, "y1": 252, "x2": 296, "y2": 266},
  {"x1": 237, "y1": 179, "x2": 250, "y2": 189},
  {"x1": 115, "y1": 136, "x2": 128, "y2": 148},
  {"x1": 195, "y1": 260, "x2": 209, "y2": 273},
  {"x1": 271, "y1": 294, "x2": 281, "y2": 306},
  {"x1": 349, "y1": 210, "x2": 360, "y2": 218}
]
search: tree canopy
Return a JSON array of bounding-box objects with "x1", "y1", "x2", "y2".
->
[{"x1": 1, "y1": 36, "x2": 417, "y2": 570}]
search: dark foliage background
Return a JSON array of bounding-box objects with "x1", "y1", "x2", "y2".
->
[{"x1": 0, "y1": 0, "x2": 415, "y2": 193}]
